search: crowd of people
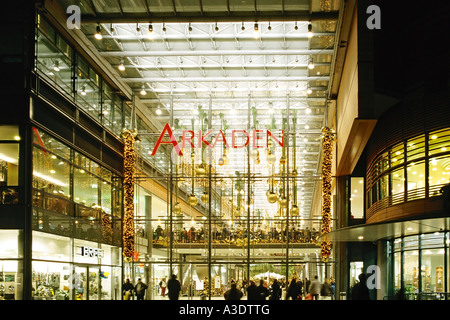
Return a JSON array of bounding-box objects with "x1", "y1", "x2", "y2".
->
[
  {"x1": 224, "y1": 276, "x2": 336, "y2": 301},
  {"x1": 143, "y1": 224, "x2": 321, "y2": 245},
  {"x1": 122, "y1": 273, "x2": 372, "y2": 300}
]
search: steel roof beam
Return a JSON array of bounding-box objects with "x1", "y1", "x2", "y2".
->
[
  {"x1": 99, "y1": 49, "x2": 334, "y2": 57},
  {"x1": 79, "y1": 11, "x2": 339, "y2": 24}
]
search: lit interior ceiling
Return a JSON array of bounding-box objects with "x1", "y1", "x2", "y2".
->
[{"x1": 55, "y1": 0, "x2": 341, "y2": 225}]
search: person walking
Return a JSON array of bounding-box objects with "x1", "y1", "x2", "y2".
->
[
  {"x1": 122, "y1": 278, "x2": 134, "y2": 300},
  {"x1": 224, "y1": 282, "x2": 244, "y2": 300},
  {"x1": 159, "y1": 278, "x2": 167, "y2": 297},
  {"x1": 247, "y1": 280, "x2": 258, "y2": 300},
  {"x1": 134, "y1": 278, "x2": 148, "y2": 300},
  {"x1": 351, "y1": 273, "x2": 370, "y2": 300},
  {"x1": 304, "y1": 278, "x2": 311, "y2": 295},
  {"x1": 330, "y1": 278, "x2": 336, "y2": 300},
  {"x1": 320, "y1": 279, "x2": 332, "y2": 300},
  {"x1": 286, "y1": 278, "x2": 299, "y2": 300},
  {"x1": 255, "y1": 279, "x2": 270, "y2": 300},
  {"x1": 309, "y1": 276, "x2": 321, "y2": 300},
  {"x1": 270, "y1": 279, "x2": 281, "y2": 300},
  {"x1": 167, "y1": 274, "x2": 182, "y2": 300}
]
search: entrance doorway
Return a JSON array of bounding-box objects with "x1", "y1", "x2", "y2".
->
[{"x1": 72, "y1": 265, "x2": 102, "y2": 300}]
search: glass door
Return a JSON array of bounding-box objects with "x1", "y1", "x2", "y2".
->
[
  {"x1": 88, "y1": 267, "x2": 100, "y2": 300},
  {"x1": 73, "y1": 266, "x2": 87, "y2": 300}
]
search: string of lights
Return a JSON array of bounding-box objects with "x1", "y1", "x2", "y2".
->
[
  {"x1": 122, "y1": 129, "x2": 137, "y2": 261},
  {"x1": 320, "y1": 127, "x2": 334, "y2": 262}
]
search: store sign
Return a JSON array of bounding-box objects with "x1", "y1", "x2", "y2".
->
[
  {"x1": 150, "y1": 123, "x2": 284, "y2": 156},
  {"x1": 80, "y1": 246, "x2": 104, "y2": 258}
]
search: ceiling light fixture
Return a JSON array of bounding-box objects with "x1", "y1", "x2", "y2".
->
[
  {"x1": 268, "y1": 22, "x2": 272, "y2": 31},
  {"x1": 254, "y1": 23, "x2": 259, "y2": 32},
  {"x1": 94, "y1": 24, "x2": 102, "y2": 40},
  {"x1": 308, "y1": 57, "x2": 315, "y2": 69},
  {"x1": 241, "y1": 22, "x2": 245, "y2": 31},
  {"x1": 307, "y1": 23, "x2": 313, "y2": 38},
  {"x1": 188, "y1": 23, "x2": 193, "y2": 32},
  {"x1": 53, "y1": 60, "x2": 60, "y2": 72},
  {"x1": 80, "y1": 86, "x2": 86, "y2": 96},
  {"x1": 156, "y1": 105, "x2": 162, "y2": 115},
  {"x1": 148, "y1": 23, "x2": 153, "y2": 33},
  {"x1": 140, "y1": 85, "x2": 146, "y2": 95},
  {"x1": 162, "y1": 23, "x2": 167, "y2": 32},
  {"x1": 215, "y1": 22, "x2": 219, "y2": 32},
  {"x1": 294, "y1": 21, "x2": 298, "y2": 30},
  {"x1": 118, "y1": 59, "x2": 125, "y2": 71}
]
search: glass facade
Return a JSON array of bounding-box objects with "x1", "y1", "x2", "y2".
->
[
  {"x1": 27, "y1": 127, "x2": 123, "y2": 300},
  {"x1": 390, "y1": 233, "x2": 449, "y2": 300},
  {"x1": 128, "y1": 96, "x2": 332, "y2": 300},
  {"x1": 35, "y1": 15, "x2": 125, "y2": 138},
  {"x1": 32, "y1": 127, "x2": 122, "y2": 246},
  {"x1": 367, "y1": 128, "x2": 450, "y2": 218}
]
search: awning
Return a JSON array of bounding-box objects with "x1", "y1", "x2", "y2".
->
[{"x1": 318, "y1": 217, "x2": 450, "y2": 242}]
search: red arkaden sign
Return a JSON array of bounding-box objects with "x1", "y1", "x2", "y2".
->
[{"x1": 151, "y1": 123, "x2": 284, "y2": 156}]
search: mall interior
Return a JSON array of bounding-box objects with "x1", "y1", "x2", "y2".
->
[{"x1": 0, "y1": 0, "x2": 449, "y2": 301}]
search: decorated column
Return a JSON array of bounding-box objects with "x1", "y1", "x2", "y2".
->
[
  {"x1": 122, "y1": 129, "x2": 137, "y2": 261},
  {"x1": 321, "y1": 127, "x2": 335, "y2": 262}
]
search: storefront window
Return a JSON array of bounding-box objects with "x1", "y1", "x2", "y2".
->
[
  {"x1": 0, "y1": 260, "x2": 22, "y2": 300},
  {"x1": 32, "y1": 261, "x2": 72, "y2": 300},
  {"x1": 403, "y1": 250, "x2": 419, "y2": 294},
  {"x1": 0, "y1": 125, "x2": 20, "y2": 204},
  {"x1": 392, "y1": 233, "x2": 448, "y2": 299},
  {"x1": 0, "y1": 230, "x2": 21, "y2": 259},
  {"x1": 350, "y1": 177, "x2": 364, "y2": 219}
]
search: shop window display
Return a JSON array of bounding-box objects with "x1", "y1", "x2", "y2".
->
[{"x1": 391, "y1": 233, "x2": 449, "y2": 300}]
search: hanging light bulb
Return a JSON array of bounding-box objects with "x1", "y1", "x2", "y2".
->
[
  {"x1": 254, "y1": 23, "x2": 259, "y2": 32},
  {"x1": 215, "y1": 22, "x2": 219, "y2": 32},
  {"x1": 307, "y1": 23, "x2": 313, "y2": 38},
  {"x1": 140, "y1": 85, "x2": 146, "y2": 95},
  {"x1": 94, "y1": 25, "x2": 102, "y2": 40},
  {"x1": 308, "y1": 57, "x2": 315, "y2": 69},
  {"x1": 156, "y1": 105, "x2": 162, "y2": 115},
  {"x1": 118, "y1": 60, "x2": 125, "y2": 71},
  {"x1": 148, "y1": 23, "x2": 153, "y2": 33},
  {"x1": 306, "y1": 85, "x2": 312, "y2": 95},
  {"x1": 80, "y1": 86, "x2": 86, "y2": 96},
  {"x1": 241, "y1": 22, "x2": 245, "y2": 31},
  {"x1": 53, "y1": 60, "x2": 60, "y2": 72}
]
